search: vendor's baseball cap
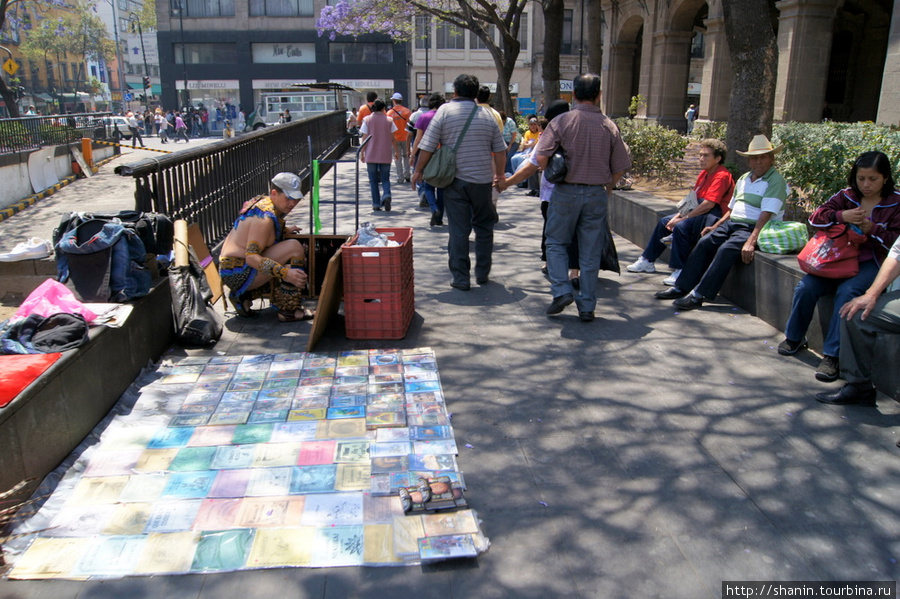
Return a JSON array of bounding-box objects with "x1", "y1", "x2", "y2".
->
[
  {"x1": 271, "y1": 172, "x2": 303, "y2": 200},
  {"x1": 391, "y1": 92, "x2": 403, "y2": 101}
]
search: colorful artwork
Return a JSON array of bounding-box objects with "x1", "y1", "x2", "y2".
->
[{"x1": 7, "y1": 349, "x2": 488, "y2": 579}]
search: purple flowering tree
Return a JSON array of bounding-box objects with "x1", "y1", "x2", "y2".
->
[{"x1": 317, "y1": 0, "x2": 529, "y2": 116}]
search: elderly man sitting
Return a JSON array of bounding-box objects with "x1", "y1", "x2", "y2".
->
[
  {"x1": 815, "y1": 235, "x2": 900, "y2": 408},
  {"x1": 654, "y1": 135, "x2": 789, "y2": 309}
]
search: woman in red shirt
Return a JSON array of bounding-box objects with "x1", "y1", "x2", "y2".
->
[{"x1": 626, "y1": 139, "x2": 735, "y2": 286}]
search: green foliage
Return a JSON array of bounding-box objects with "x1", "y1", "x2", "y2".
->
[
  {"x1": 628, "y1": 94, "x2": 646, "y2": 119},
  {"x1": 692, "y1": 120, "x2": 727, "y2": 141},
  {"x1": 615, "y1": 118, "x2": 688, "y2": 186},
  {"x1": 772, "y1": 121, "x2": 900, "y2": 208}
]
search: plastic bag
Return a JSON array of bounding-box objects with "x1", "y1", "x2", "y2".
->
[
  {"x1": 354, "y1": 223, "x2": 398, "y2": 247},
  {"x1": 13, "y1": 279, "x2": 98, "y2": 322}
]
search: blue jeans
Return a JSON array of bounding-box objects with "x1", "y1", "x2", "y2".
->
[
  {"x1": 421, "y1": 182, "x2": 443, "y2": 215},
  {"x1": 672, "y1": 221, "x2": 752, "y2": 300},
  {"x1": 642, "y1": 207, "x2": 722, "y2": 269},
  {"x1": 367, "y1": 162, "x2": 392, "y2": 207},
  {"x1": 784, "y1": 260, "x2": 879, "y2": 357},
  {"x1": 545, "y1": 183, "x2": 608, "y2": 313}
]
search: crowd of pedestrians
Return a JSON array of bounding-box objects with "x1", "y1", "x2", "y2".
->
[{"x1": 351, "y1": 71, "x2": 900, "y2": 417}]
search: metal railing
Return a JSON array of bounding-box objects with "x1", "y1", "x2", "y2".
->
[
  {"x1": 114, "y1": 111, "x2": 350, "y2": 247},
  {"x1": 0, "y1": 112, "x2": 112, "y2": 155}
]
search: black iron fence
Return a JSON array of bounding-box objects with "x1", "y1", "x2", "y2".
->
[
  {"x1": 114, "y1": 111, "x2": 350, "y2": 247},
  {"x1": 0, "y1": 112, "x2": 112, "y2": 155}
]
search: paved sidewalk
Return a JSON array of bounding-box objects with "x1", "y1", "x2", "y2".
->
[{"x1": 1, "y1": 150, "x2": 899, "y2": 598}]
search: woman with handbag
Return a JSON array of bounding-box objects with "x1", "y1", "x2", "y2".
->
[
  {"x1": 626, "y1": 139, "x2": 734, "y2": 285},
  {"x1": 779, "y1": 151, "x2": 900, "y2": 382}
]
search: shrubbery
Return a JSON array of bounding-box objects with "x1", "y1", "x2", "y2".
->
[
  {"x1": 615, "y1": 118, "x2": 688, "y2": 186},
  {"x1": 773, "y1": 121, "x2": 900, "y2": 208},
  {"x1": 691, "y1": 120, "x2": 727, "y2": 141}
]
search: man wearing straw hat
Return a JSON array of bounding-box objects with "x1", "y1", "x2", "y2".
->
[{"x1": 655, "y1": 134, "x2": 789, "y2": 310}]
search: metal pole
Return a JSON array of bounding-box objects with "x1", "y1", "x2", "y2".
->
[
  {"x1": 130, "y1": 13, "x2": 151, "y2": 106},
  {"x1": 110, "y1": 0, "x2": 126, "y2": 112},
  {"x1": 175, "y1": 2, "x2": 189, "y2": 109}
]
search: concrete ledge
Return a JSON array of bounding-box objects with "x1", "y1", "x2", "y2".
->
[
  {"x1": 608, "y1": 190, "x2": 832, "y2": 356},
  {"x1": 0, "y1": 281, "x2": 174, "y2": 502}
]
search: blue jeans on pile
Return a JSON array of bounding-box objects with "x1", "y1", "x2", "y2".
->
[
  {"x1": 784, "y1": 261, "x2": 879, "y2": 357},
  {"x1": 545, "y1": 183, "x2": 608, "y2": 313},
  {"x1": 367, "y1": 163, "x2": 392, "y2": 208}
]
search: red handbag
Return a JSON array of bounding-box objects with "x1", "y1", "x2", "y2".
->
[{"x1": 797, "y1": 224, "x2": 867, "y2": 279}]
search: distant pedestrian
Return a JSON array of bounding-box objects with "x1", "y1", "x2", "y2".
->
[
  {"x1": 685, "y1": 104, "x2": 697, "y2": 135},
  {"x1": 360, "y1": 99, "x2": 396, "y2": 212},
  {"x1": 174, "y1": 112, "x2": 189, "y2": 142},
  {"x1": 126, "y1": 111, "x2": 145, "y2": 148},
  {"x1": 387, "y1": 93, "x2": 412, "y2": 183}
]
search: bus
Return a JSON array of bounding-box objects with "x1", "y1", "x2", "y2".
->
[{"x1": 245, "y1": 84, "x2": 362, "y2": 131}]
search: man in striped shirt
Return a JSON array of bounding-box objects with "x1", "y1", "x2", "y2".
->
[
  {"x1": 412, "y1": 74, "x2": 508, "y2": 291},
  {"x1": 655, "y1": 134, "x2": 789, "y2": 309}
]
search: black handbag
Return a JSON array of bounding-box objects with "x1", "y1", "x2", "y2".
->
[{"x1": 544, "y1": 145, "x2": 567, "y2": 184}]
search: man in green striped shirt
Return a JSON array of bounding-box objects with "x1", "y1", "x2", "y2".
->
[{"x1": 655, "y1": 135, "x2": 789, "y2": 310}]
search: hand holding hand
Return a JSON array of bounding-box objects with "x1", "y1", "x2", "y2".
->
[{"x1": 496, "y1": 177, "x2": 511, "y2": 192}]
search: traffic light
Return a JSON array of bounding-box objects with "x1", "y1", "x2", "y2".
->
[{"x1": 143, "y1": 76, "x2": 151, "y2": 89}]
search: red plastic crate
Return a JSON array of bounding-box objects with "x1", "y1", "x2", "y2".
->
[
  {"x1": 344, "y1": 283, "x2": 415, "y2": 340},
  {"x1": 342, "y1": 227, "x2": 414, "y2": 294}
]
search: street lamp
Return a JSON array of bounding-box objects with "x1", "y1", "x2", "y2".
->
[
  {"x1": 128, "y1": 12, "x2": 151, "y2": 106},
  {"x1": 172, "y1": 0, "x2": 189, "y2": 109},
  {"x1": 107, "y1": 0, "x2": 126, "y2": 112}
]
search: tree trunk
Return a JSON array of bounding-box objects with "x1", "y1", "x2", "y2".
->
[
  {"x1": 541, "y1": 0, "x2": 564, "y2": 106},
  {"x1": 721, "y1": 0, "x2": 779, "y2": 169},
  {"x1": 586, "y1": 0, "x2": 603, "y2": 74},
  {"x1": 0, "y1": 79, "x2": 20, "y2": 118},
  {"x1": 487, "y1": 33, "x2": 520, "y2": 117}
]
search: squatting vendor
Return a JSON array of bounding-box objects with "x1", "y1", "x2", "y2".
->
[{"x1": 219, "y1": 172, "x2": 313, "y2": 322}]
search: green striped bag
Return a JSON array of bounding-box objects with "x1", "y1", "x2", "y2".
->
[{"x1": 757, "y1": 220, "x2": 809, "y2": 255}]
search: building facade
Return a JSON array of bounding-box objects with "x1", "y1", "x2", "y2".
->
[
  {"x1": 600, "y1": 0, "x2": 898, "y2": 129},
  {"x1": 154, "y1": 0, "x2": 408, "y2": 118}
]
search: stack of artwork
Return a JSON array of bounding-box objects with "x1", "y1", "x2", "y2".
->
[{"x1": 7, "y1": 348, "x2": 489, "y2": 579}]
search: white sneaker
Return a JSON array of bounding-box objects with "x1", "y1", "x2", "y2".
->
[
  {"x1": 660, "y1": 234, "x2": 673, "y2": 245},
  {"x1": 0, "y1": 237, "x2": 52, "y2": 262},
  {"x1": 626, "y1": 257, "x2": 656, "y2": 273},
  {"x1": 663, "y1": 269, "x2": 682, "y2": 286}
]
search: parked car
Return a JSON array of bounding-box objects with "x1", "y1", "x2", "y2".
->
[{"x1": 101, "y1": 116, "x2": 132, "y2": 140}]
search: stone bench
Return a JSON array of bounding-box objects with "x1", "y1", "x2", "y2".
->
[
  {"x1": 0, "y1": 279, "x2": 173, "y2": 503},
  {"x1": 609, "y1": 189, "x2": 899, "y2": 400}
]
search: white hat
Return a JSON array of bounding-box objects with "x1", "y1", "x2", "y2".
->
[
  {"x1": 391, "y1": 92, "x2": 403, "y2": 101},
  {"x1": 736, "y1": 134, "x2": 783, "y2": 157},
  {"x1": 271, "y1": 172, "x2": 303, "y2": 200}
]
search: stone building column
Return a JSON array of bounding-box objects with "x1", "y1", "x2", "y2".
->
[
  {"x1": 605, "y1": 42, "x2": 639, "y2": 118},
  {"x1": 774, "y1": 0, "x2": 839, "y2": 122},
  {"x1": 876, "y1": 1, "x2": 900, "y2": 126},
  {"x1": 698, "y1": 13, "x2": 732, "y2": 122},
  {"x1": 646, "y1": 30, "x2": 693, "y2": 129}
]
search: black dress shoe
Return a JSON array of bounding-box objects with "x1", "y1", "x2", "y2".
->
[
  {"x1": 655, "y1": 287, "x2": 686, "y2": 300},
  {"x1": 450, "y1": 281, "x2": 471, "y2": 291},
  {"x1": 430, "y1": 213, "x2": 438, "y2": 226},
  {"x1": 383, "y1": 196, "x2": 392, "y2": 212},
  {"x1": 673, "y1": 294, "x2": 704, "y2": 310},
  {"x1": 815, "y1": 384, "x2": 877, "y2": 406},
  {"x1": 546, "y1": 293, "x2": 574, "y2": 315},
  {"x1": 476, "y1": 277, "x2": 489, "y2": 285},
  {"x1": 578, "y1": 311, "x2": 594, "y2": 322}
]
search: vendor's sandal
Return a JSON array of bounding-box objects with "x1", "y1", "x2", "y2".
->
[
  {"x1": 230, "y1": 296, "x2": 258, "y2": 318},
  {"x1": 277, "y1": 307, "x2": 315, "y2": 322}
]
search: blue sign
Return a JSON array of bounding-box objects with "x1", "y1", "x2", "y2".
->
[
  {"x1": 124, "y1": 93, "x2": 133, "y2": 101},
  {"x1": 517, "y1": 97, "x2": 536, "y2": 115}
]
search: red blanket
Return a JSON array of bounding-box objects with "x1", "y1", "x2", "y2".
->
[{"x1": 0, "y1": 353, "x2": 62, "y2": 408}]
